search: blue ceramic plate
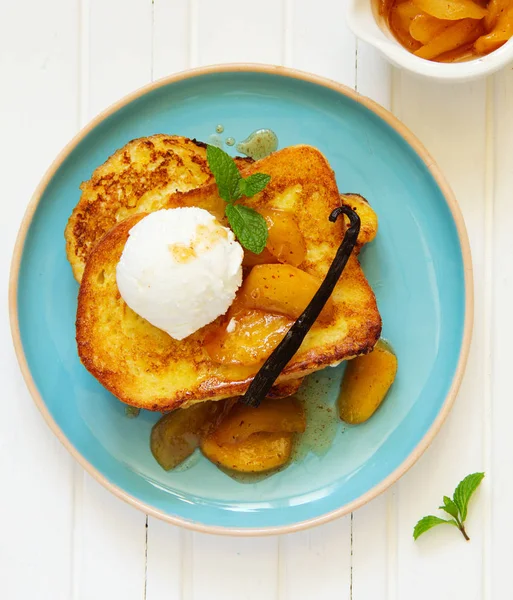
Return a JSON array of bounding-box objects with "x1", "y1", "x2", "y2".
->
[{"x1": 10, "y1": 65, "x2": 472, "y2": 534}]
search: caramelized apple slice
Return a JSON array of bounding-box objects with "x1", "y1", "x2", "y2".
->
[
  {"x1": 412, "y1": 0, "x2": 487, "y2": 20},
  {"x1": 484, "y1": 0, "x2": 510, "y2": 31},
  {"x1": 338, "y1": 340, "x2": 397, "y2": 424},
  {"x1": 150, "y1": 400, "x2": 233, "y2": 470},
  {"x1": 204, "y1": 309, "x2": 293, "y2": 366},
  {"x1": 434, "y1": 42, "x2": 476, "y2": 61},
  {"x1": 389, "y1": 1, "x2": 424, "y2": 51},
  {"x1": 410, "y1": 14, "x2": 452, "y2": 43},
  {"x1": 238, "y1": 264, "x2": 335, "y2": 323},
  {"x1": 243, "y1": 247, "x2": 279, "y2": 267},
  {"x1": 201, "y1": 432, "x2": 293, "y2": 473},
  {"x1": 263, "y1": 209, "x2": 307, "y2": 267},
  {"x1": 414, "y1": 18, "x2": 483, "y2": 59},
  {"x1": 475, "y1": 7, "x2": 513, "y2": 53},
  {"x1": 243, "y1": 209, "x2": 307, "y2": 267},
  {"x1": 212, "y1": 397, "x2": 306, "y2": 445}
]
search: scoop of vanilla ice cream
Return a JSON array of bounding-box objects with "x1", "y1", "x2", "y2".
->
[{"x1": 116, "y1": 207, "x2": 243, "y2": 340}]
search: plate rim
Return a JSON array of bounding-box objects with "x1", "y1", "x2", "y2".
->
[{"x1": 8, "y1": 62, "x2": 474, "y2": 536}]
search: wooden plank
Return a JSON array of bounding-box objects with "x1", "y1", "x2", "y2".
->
[
  {"x1": 195, "y1": 0, "x2": 284, "y2": 66},
  {"x1": 392, "y1": 73, "x2": 487, "y2": 600},
  {"x1": 0, "y1": 1, "x2": 79, "y2": 598},
  {"x1": 356, "y1": 41, "x2": 392, "y2": 107},
  {"x1": 73, "y1": 1, "x2": 153, "y2": 598},
  {"x1": 188, "y1": 534, "x2": 279, "y2": 600},
  {"x1": 279, "y1": 520, "x2": 352, "y2": 600},
  {"x1": 85, "y1": 0, "x2": 153, "y2": 116},
  {"x1": 152, "y1": 1, "x2": 190, "y2": 80},
  {"x1": 72, "y1": 475, "x2": 147, "y2": 600},
  {"x1": 145, "y1": 522, "x2": 183, "y2": 599},
  {"x1": 351, "y1": 494, "x2": 392, "y2": 600},
  {"x1": 490, "y1": 67, "x2": 513, "y2": 600},
  {"x1": 288, "y1": 0, "x2": 356, "y2": 86}
]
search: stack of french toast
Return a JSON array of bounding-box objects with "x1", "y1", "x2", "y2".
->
[{"x1": 65, "y1": 135, "x2": 381, "y2": 413}]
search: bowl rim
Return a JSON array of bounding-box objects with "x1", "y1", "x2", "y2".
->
[
  {"x1": 346, "y1": 0, "x2": 513, "y2": 80},
  {"x1": 8, "y1": 63, "x2": 474, "y2": 536}
]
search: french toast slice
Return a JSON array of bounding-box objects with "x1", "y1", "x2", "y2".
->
[
  {"x1": 76, "y1": 145, "x2": 381, "y2": 411},
  {"x1": 65, "y1": 134, "x2": 251, "y2": 282}
]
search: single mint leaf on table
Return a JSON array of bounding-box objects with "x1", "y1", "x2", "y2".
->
[
  {"x1": 206, "y1": 145, "x2": 242, "y2": 202},
  {"x1": 413, "y1": 471, "x2": 484, "y2": 542},
  {"x1": 413, "y1": 516, "x2": 457, "y2": 541},
  {"x1": 453, "y1": 472, "x2": 485, "y2": 521},
  {"x1": 225, "y1": 204, "x2": 268, "y2": 254},
  {"x1": 238, "y1": 173, "x2": 271, "y2": 197},
  {"x1": 439, "y1": 495, "x2": 459, "y2": 519}
]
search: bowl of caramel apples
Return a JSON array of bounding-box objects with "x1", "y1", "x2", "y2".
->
[{"x1": 347, "y1": 0, "x2": 513, "y2": 79}]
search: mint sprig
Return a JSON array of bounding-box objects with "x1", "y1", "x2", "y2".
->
[
  {"x1": 413, "y1": 472, "x2": 484, "y2": 542},
  {"x1": 206, "y1": 145, "x2": 270, "y2": 254}
]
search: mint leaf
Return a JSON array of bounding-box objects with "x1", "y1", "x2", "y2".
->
[
  {"x1": 225, "y1": 204, "x2": 268, "y2": 254},
  {"x1": 413, "y1": 472, "x2": 484, "y2": 542},
  {"x1": 206, "y1": 145, "x2": 242, "y2": 202},
  {"x1": 439, "y1": 495, "x2": 459, "y2": 519},
  {"x1": 413, "y1": 516, "x2": 457, "y2": 540},
  {"x1": 453, "y1": 472, "x2": 485, "y2": 522},
  {"x1": 239, "y1": 173, "x2": 271, "y2": 198}
]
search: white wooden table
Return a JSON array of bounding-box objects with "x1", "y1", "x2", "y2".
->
[{"x1": 1, "y1": 1, "x2": 510, "y2": 598}]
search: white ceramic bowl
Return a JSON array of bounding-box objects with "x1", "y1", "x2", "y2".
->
[{"x1": 347, "y1": 0, "x2": 513, "y2": 80}]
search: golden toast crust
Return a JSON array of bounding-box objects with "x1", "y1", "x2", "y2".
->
[
  {"x1": 65, "y1": 134, "x2": 251, "y2": 282},
  {"x1": 76, "y1": 145, "x2": 382, "y2": 411}
]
